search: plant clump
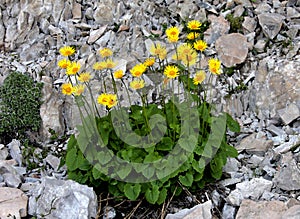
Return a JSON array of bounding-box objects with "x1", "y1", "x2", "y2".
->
[
  {"x1": 0, "y1": 72, "x2": 43, "y2": 144},
  {"x1": 58, "y1": 19, "x2": 240, "y2": 205}
]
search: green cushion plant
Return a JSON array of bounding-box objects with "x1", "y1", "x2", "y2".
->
[{"x1": 0, "y1": 72, "x2": 43, "y2": 144}]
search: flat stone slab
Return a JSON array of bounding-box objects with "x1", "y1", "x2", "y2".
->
[{"x1": 0, "y1": 187, "x2": 28, "y2": 219}]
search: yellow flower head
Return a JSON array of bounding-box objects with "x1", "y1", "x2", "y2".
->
[
  {"x1": 177, "y1": 43, "x2": 194, "y2": 58},
  {"x1": 58, "y1": 59, "x2": 71, "y2": 69},
  {"x1": 150, "y1": 43, "x2": 167, "y2": 60},
  {"x1": 113, "y1": 70, "x2": 124, "y2": 79},
  {"x1": 78, "y1": 72, "x2": 92, "y2": 82},
  {"x1": 193, "y1": 70, "x2": 206, "y2": 85},
  {"x1": 208, "y1": 58, "x2": 221, "y2": 75},
  {"x1": 194, "y1": 40, "x2": 207, "y2": 52},
  {"x1": 99, "y1": 48, "x2": 113, "y2": 58},
  {"x1": 144, "y1": 57, "x2": 155, "y2": 67},
  {"x1": 182, "y1": 50, "x2": 197, "y2": 66},
  {"x1": 187, "y1": 20, "x2": 201, "y2": 30},
  {"x1": 97, "y1": 93, "x2": 117, "y2": 108},
  {"x1": 177, "y1": 44, "x2": 197, "y2": 66},
  {"x1": 166, "y1": 26, "x2": 180, "y2": 43},
  {"x1": 73, "y1": 84, "x2": 85, "y2": 96},
  {"x1": 164, "y1": 65, "x2": 179, "y2": 79},
  {"x1": 104, "y1": 59, "x2": 116, "y2": 69},
  {"x1": 61, "y1": 83, "x2": 74, "y2": 95},
  {"x1": 66, "y1": 62, "x2": 81, "y2": 75},
  {"x1": 130, "y1": 63, "x2": 147, "y2": 77},
  {"x1": 59, "y1": 46, "x2": 75, "y2": 57},
  {"x1": 93, "y1": 62, "x2": 106, "y2": 70},
  {"x1": 187, "y1": 32, "x2": 200, "y2": 40},
  {"x1": 130, "y1": 79, "x2": 145, "y2": 90}
]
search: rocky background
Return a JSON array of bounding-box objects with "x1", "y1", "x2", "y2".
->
[{"x1": 0, "y1": 0, "x2": 299, "y2": 218}]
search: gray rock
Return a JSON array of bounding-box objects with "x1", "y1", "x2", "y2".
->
[
  {"x1": 215, "y1": 33, "x2": 249, "y2": 67},
  {"x1": 93, "y1": 2, "x2": 114, "y2": 25},
  {"x1": 204, "y1": 15, "x2": 230, "y2": 44},
  {"x1": 250, "y1": 59, "x2": 300, "y2": 121},
  {"x1": 274, "y1": 135, "x2": 300, "y2": 154},
  {"x1": 242, "y1": 17, "x2": 257, "y2": 33},
  {"x1": 165, "y1": 200, "x2": 212, "y2": 219},
  {"x1": 28, "y1": 177, "x2": 97, "y2": 219},
  {"x1": 278, "y1": 103, "x2": 300, "y2": 125},
  {"x1": 281, "y1": 205, "x2": 300, "y2": 219},
  {"x1": 267, "y1": 124, "x2": 287, "y2": 137},
  {"x1": 258, "y1": 13, "x2": 284, "y2": 39},
  {"x1": 103, "y1": 206, "x2": 116, "y2": 219},
  {"x1": 0, "y1": 147, "x2": 9, "y2": 160},
  {"x1": 274, "y1": 152, "x2": 300, "y2": 191},
  {"x1": 88, "y1": 25, "x2": 108, "y2": 44},
  {"x1": 222, "y1": 203, "x2": 236, "y2": 219},
  {"x1": 3, "y1": 172, "x2": 22, "y2": 188},
  {"x1": 223, "y1": 158, "x2": 241, "y2": 174},
  {"x1": 227, "y1": 178, "x2": 273, "y2": 206},
  {"x1": 236, "y1": 133, "x2": 273, "y2": 155},
  {"x1": 45, "y1": 154, "x2": 61, "y2": 171},
  {"x1": 0, "y1": 187, "x2": 28, "y2": 218},
  {"x1": 7, "y1": 140, "x2": 23, "y2": 166},
  {"x1": 254, "y1": 39, "x2": 267, "y2": 53},
  {"x1": 236, "y1": 200, "x2": 287, "y2": 219},
  {"x1": 39, "y1": 76, "x2": 65, "y2": 140}
]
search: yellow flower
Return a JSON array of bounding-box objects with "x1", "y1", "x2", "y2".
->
[
  {"x1": 181, "y1": 50, "x2": 197, "y2": 66},
  {"x1": 187, "y1": 20, "x2": 201, "y2": 30},
  {"x1": 113, "y1": 70, "x2": 124, "y2": 79},
  {"x1": 99, "y1": 48, "x2": 113, "y2": 58},
  {"x1": 193, "y1": 70, "x2": 206, "y2": 85},
  {"x1": 130, "y1": 63, "x2": 147, "y2": 77},
  {"x1": 104, "y1": 59, "x2": 116, "y2": 69},
  {"x1": 150, "y1": 43, "x2": 167, "y2": 60},
  {"x1": 97, "y1": 93, "x2": 117, "y2": 108},
  {"x1": 166, "y1": 26, "x2": 180, "y2": 43},
  {"x1": 187, "y1": 32, "x2": 200, "y2": 40},
  {"x1": 61, "y1": 83, "x2": 74, "y2": 95},
  {"x1": 177, "y1": 43, "x2": 194, "y2": 58},
  {"x1": 59, "y1": 46, "x2": 75, "y2": 56},
  {"x1": 177, "y1": 44, "x2": 197, "y2": 66},
  {"x1": 93, "y1": 62, "x2": 106, "y2": 70},
  {"x1": 73, "y1": 84, "x2": 85, "y2": 96},
  {"x1": 144, "y1": 57, "x2": 155, "y2": 67},
  {"x1": 66, "y1": 62, "x2": 81, "y2": 75},
  {"x1": 78, "y1": 72, "x2": 92, "y2": 82},
  {"x1": 58, "y1": 59, "x2": 71, "y2": 69},
  {"x1": 164, "y1": 65, "x2": 179, "y2": 79},
  {"x1": 194, "y1": 40, "x2": 207, "y2": 52},
  {"x1": 208, "y1": 58, "x2": 221, "y2": 75},
  {"x1": 130, "y1": 79, "x2": 145, "y2": 90}
]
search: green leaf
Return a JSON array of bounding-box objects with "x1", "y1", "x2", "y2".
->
[
  {"x1": 210, "y1": 156, "x2": 224, "y2": 179},
  {"x1": 66, "y1": 148, "x2": 78, "y2": 171},
  {"x1": 178, "y1": 135, "x2": 197, "y2": 152},
  {"x1": 157, "y1": 137, "x2": 173, "y2": 151},
  {"x1": 124, "y1": 183, "x2": 141, "y2": 201},
  {"x1": 116, "y1": 165, "x2": 132, "y2": 180},
  {"x1": 225, "y1": 144, "x2": 238, "y2": 157},
  {"x1": 92, "y1": 166, "x2": 102, "y2": 180},
  {"x1": 145, "y1": 185, "x2": 160, "y2": 204},
  {"x1": 179, "y1": 172, "x2": 193, "y2": 187},
  {"x1": 97, "y1": 151, "x2": 113, "y2": 165},
  {"x1": 226, "y1": 113, "x2": 240, "y2": 132},
  {"x1": 157, "y1": 188, "x2": 168, "y2": 205},
  {"x1": 77, "y1": 152, "x2": 91, "y2": 171},
  {"x1": 67, "y1": 135, "x2": 77, "y2": 151},
  {"x1": 144, "y1": 152, "x2": 161, "y2": 163},
  {"x1": 142, "y1": 166, "x2": 155, "y2": 179}
]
